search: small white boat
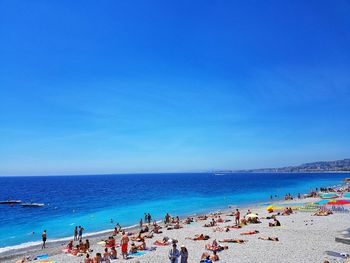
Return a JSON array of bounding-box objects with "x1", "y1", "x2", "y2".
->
[
  {"x1": 22, "y1": 203, "x2": 45, "y2": 207},
  {"x1": 0, "y1": 200, "x2": 22, "y2": 204}
]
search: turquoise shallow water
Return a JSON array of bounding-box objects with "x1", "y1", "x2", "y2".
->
[{"x1": 0, "y1": 172, "x2": 347, "y2": 249}]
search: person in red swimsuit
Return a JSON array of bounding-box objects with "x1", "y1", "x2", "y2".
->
[{"x1": 120, "y1": 231, "x2": 129, "y2": 259}]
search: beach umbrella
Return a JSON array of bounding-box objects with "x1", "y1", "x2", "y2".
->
[
  {"x1": 314, "y1": 200, "x2": 330, "y2": 205},
  {"x1": 266, "y1": 205, "x2": 283, "y2": 212},
  {"x1": 326, "y1": 200, "x2": 350, "y2": 205}
]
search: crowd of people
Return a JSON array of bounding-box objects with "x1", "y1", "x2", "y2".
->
[{"x1": 39, "y1": 184, "x2": 346, "y2": 263}]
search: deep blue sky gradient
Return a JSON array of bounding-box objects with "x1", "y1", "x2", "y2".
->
[{"x1": 1, "y1": 1, "x2": 350, "y2": 175}]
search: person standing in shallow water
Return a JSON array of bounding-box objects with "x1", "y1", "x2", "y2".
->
[
  {"x1": 147, "y1": 213, "x2": 152, "y2": 224},
  {"x1": 41, "y1": 230, "x2": 47, "y2": 249},
  {"x1": 79, "y1": 226, "x2": 84, "y2": 241},
  {"x1": 74, "y1": 226, "x2": 78, "y2": 241}
]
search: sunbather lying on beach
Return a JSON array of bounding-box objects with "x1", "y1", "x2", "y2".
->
[
  {"x1": 213, "y1": 227, "x2": 230, "y2": 232},
  {"x1": 200, "y1": 255, "x2": 213, "y2": 263},
  {"x1": 204, "y1": 219, "x2": 217, "y2": 227},
  {"x1": 131, "y1": 235, "x2": 144, "y2": 242},
  {"x1": 140, "y1": 225, "x2": 149, "y2": 233},
  {"x1": 183, "y1": 217, "x2": 194, "y2": 224},
  {"x1": 240, "y1": 230, "x2": 259, "y2": 235},
  {"x1": 269, "y1": 218, "x2": 281, "y2": 227},
  {"x1": 154, "y1": 240, "x2": 169, "y2": 246},
  {"x1": 197, "y1": 215, "x2": 208, "y2": 221},
  {"x1": 167, "y1": 222, "x2": 183, "y2": 230},
  {"x1": 218, "y1": 239, "x2": 245, "y2": 243},
  {"x1": 258, "y1": 236, "x2": 279, "y2": 241},
  {"x1": 153, "y1": 237, "x2": 172, "y2": 246},
  {"x1": 216, "y1": 216, "x2": 224, "y2": 223},
  {"x1": 314, "y1": 208, "x2": 333, "y2": 216},
  {"x1": 261, "y1": 214, "x2": 278, "y2": 219},
  {"x1": 247, "y1": 216, "x2": 261, "y2": 224},
  {"x1": 205, "y1": 239, "x2": 228, "y2": 251},
  {"x1": 282, "y1": 207, "x2": 293, "y2": 216},
  {"x1": 225, "y1": 225, "x2": 241, "y2": 229},
  {"x1": 201, "y1": 250, "x2": 220, "y2": 261},
  {"x1": 16, "y1": 259, "x2": 25, "y2": 263},
  {"x1": 186, "y1": 234, "x2": 210, "y2": 241}
]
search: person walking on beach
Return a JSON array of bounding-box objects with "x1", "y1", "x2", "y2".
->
[
  {"x1": 121, "y1": 231, "x2": 129, "y2": 259},
  {"x1": 168, "y1": 243, "x2": 180, "y2": 263},
  {"x1": 41, "y1": 230, "x2": 47, "y2": 249},
  {"x1": 234, "y1": 209, "x2": 240, "y2": 226},
  {"x1": 74, "y1": 226, "x2": 78, "y2": 241},
  {"x1": 144, "y1": 213, "x2": 148, "y2": 224},
  {"x1": 139, "y1": 218, "x2": 143, "y2": 228}
]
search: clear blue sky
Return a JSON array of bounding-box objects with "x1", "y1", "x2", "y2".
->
[{"x1": 1, "y1": 1, "x2": 350, "y2": 175}]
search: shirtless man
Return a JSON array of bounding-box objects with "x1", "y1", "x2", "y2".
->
[
  {"x1": 121, "y1": 231, "x2": 129, "y2": 259},
  {"x1": 234, "y1": 209, "x2": 240, "y2": 226}
]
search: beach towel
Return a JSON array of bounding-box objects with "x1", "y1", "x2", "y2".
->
[
  {"x1": 36, "y1": 254, "x2": 49, "y2": 260},
  {"x1": 130, "y1": 251, "x2": 146, "y2": 257}
]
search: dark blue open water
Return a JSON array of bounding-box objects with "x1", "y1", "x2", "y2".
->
[{"x1": 0, "y1": 172, "x2": 348, "y2": 250}]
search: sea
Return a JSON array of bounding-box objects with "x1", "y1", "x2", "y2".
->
[{"x1": 0, "y1": 172, "x2": 348, "y2": 252}]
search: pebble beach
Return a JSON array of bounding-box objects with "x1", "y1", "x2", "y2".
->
[{"x1": 4, "y1": 197, "x2": 350, "y2": 263}]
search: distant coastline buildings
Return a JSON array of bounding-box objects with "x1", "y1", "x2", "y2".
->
[{"x1": 215, "y1": 158, "x2": 350, "y2": 173}]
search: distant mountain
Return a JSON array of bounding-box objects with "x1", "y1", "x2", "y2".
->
[{"x1": 233, "y1": 158, "x2": 350, "y2": 173}]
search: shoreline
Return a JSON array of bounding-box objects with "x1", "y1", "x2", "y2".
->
[
  {"x1": 0, "y1": 197, "x2": 328, "y2": 262},
  {"x1": 0, "y1": 198, "x2": 273, "y2": 256},
  {"x1": 5, "y1": 195, "x2": 350, "y2": 263},
  {"x1": 1, "y1": 178, "x2": 349, "y2": 262},
  {"x1": 0, "y1": 198, "x2": 278, "y2": 261}
]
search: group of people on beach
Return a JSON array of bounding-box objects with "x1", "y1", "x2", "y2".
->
[
  {"x1": 65, "y1": 239, "x2": 91, "y2": 255},
  {"x1": 30, "y1": 183, "x2": 350, "y2": 263}
]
